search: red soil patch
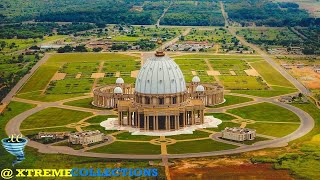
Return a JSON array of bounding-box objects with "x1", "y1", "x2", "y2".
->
[{"x1": 170, "y1": 163, "x2": 293, "y2": 179}]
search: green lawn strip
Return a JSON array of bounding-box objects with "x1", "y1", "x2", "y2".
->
[
  {"x1": 48, "y1": 53, "x2": 137, "y2": 63},
  {"x1": 52, "y1": 141, "x2": 83, "y2": 150},
  {"x1": 231, "y1": 86, "x2": 297, "y2": 97},
  {"x1": 246, "y1": 123, "x2": 300, "y2": 138},
  {"x1": 63, "y1": 97, "x2": 109, "y2": 110},
  {"x1": 250, "y1": 61, "x2": 294, "y2": 88},
  {"x1": 16, "y1": 91, "x2": 83, "y2": 102},
  {"x1": 0, "y1": 101, "x2": 36, "y2": 169},
  {"x1": 20, "y1": 107, "x2": 93, "y2": 129},
  {"x1": 81, "y1": 125, "x2": 118, "y2": 134},
  {"x1": 8, "y1": 147, "x2": 165, "y2": 178},
  {"x1": 210, "y1": 95, "x2": 253, "y2": 108},
  {"x1": 85, "y1": 115, "x2": 117, "y2": 123},
  {"x1": 167, "y1": 139, "x2": 238, "y2": 154},
  {"x1": 205, "y1": 113, "x2": 236, "y2": 121},
  {"x1": 169, "y1": 130, "x2": 211, "y2": 140},
  {"x1": 114, "y1": 132, "x2": 158, "y2": 141},
  {"x1": 19, "y1": 63, "x2": 61, "y2": 93},
  {"x1": 227, "y1": 102, "x2": 300, "y2": 122},
  {"x1": 90, "y1": 141, "x2": 161, "y2": 155},
  {"x1": 21, "y1": 127, "x2": 76, "y2": 136},
  {"x1": 206, "y1": 122, "x2": 241, "y2": 132}
]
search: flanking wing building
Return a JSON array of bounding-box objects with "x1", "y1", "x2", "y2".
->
[{"x1": 93, "y1": 50, "x2": 224, "y2": 131}]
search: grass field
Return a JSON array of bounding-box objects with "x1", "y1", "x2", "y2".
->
[
  {"x1": 114, "y1": 132, "x2": 158, "y2": 141},
  {"x1": 231, "y1": 85, "x2": 297, "y2": 97},
  {"x1": 220, "y1": 76, "x2": 267, "y2": 90},
  {"x1": 167, "y1": 139, "x2": 237, "y2": 154},
  {"x1": 211, "y1": 95, "x2": 253, "y2": 108},
  {"x1": 21, "y1": 127, "x2": 76, "y2": 136},
  {"x1": 227, "y1": 102, "x2": 300, "y2": 122},
  {"x1": 246, "y1": 123, "x2": 300, "y2": 137},
  {"x1": 63, "y1": 97, "x2": 106, "y2": 109},
  {"x1": 20, "y1": 107, "x2": 92, "y2": 129},
  {"x1": 207, "y1": 122, "x2": 241, "y2": 132},
  {"x1": 208, "y1": 59, "x2": 250, "y2": 75},
  {"x1": 169, "y1": 130, "x2": 211, "y2": 140},
  {"x1": 82, "y1": 125, "x2": 118, "y2": 134},
  {"x1": 90, "y1": 141, "x2": 161, "y2": 154},
  {"x1": 18, "y1": 53, "x2": 138, "y2": 101},
  {"x1": 250, "y1": 61, "x2": 294, "y2": 87}
]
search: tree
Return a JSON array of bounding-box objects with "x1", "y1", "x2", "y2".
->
[
  {"x1": 74, "y1": 45, "x2": 88, "y2": 52},
  {"x1": 93, "y1": 47, "x2": 103, "y2": 52}
]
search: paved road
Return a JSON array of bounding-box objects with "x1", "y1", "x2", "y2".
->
[
  {"x1": 6, "y1": 92, "x2": 314, "y2": 159},
  {"x1": 1, "y1": 54, "x2": 51, "y2": 106}
]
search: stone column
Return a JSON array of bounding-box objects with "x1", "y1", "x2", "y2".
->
[{"x1": 153, "y1": 116, "x2": 156, "y2": 130}]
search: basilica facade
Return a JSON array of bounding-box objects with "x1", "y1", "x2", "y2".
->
[{"x1": 93, "y1": 51, "x2": 224, "y2": 131}]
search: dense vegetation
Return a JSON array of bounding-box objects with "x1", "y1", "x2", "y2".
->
[
  {"x1": 223, "y1": 0, "x2": 319, "y2": 27},
  {"x1": 0, "y1": 23, "x2": 97, "y2": 39},
  {"x1": 0, "y1": 54, "x2": 40, "y2": 101},
  {"x1": 161, "y1": 1, "x2": 224, "y2": 26},
  {"x1": 0, "y1": 0, "x2": 167, "y2": 25}
]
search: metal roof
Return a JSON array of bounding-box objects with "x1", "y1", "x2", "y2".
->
[{"x1": 135, "y1": 55, "x2": 186, "y2": 94}]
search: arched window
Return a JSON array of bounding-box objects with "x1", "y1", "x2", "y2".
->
[
  {"x1": 172, "y1": 97, "x2": 177, "y2": 104},
  {"x1": 145, "y1": 97, "x2": 150, "y2": 104},
  {"x1": 159, "y1": 97, "x2": 164, "y2": 105}
]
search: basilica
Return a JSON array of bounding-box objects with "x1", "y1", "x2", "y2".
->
[{"x1": 92, "y1": 50, "x2": 224, "y2": 131}]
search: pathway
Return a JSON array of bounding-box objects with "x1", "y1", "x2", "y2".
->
[{"x1": 156, "y1": 1, "x2": 173, "y2": 26}]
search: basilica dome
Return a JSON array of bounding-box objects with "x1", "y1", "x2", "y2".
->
[{"x1": 135, "y1": 55, "x2": 186, "y2": 94}]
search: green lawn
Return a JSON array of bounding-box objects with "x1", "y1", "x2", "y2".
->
[
  {"x1": 19, "y1": 64, "x2": 61, "y2": 93},
  {"x1": 205, "y1": 113, "x2": 236, "y2": 121},
  {"x1": 85, "y1": 115, "x2": 117, "y2": 123},
  {"x1": 114, "y1": 132, "x2": 158, "y2": 141},
  {"x1": 167, "y1": 139, "x2": 238, "y2": 154},
  {"x1": 90, "y1": 141, "x2": 161, "y2": 154},
  {"x1": 63, "y1": 97, "x2": 106, "y2": 109},
  {"x1": 246, "y1": 123, "x2": 300, "y2": 138},
  {"x1": 227, "y1": 102, "x2": 300, "y2": 122},
  {"x1": 169, "y1": 130, "x2": 211, "y2": 140},
  {"x1": 16, "y1": 91, "x2": 82, "y2": 102},
  {"x1": 219, "y1": 76, "x2": 267, "y2": 90},
  {"x1": 20, "y1": 107, "x2": 92, "y2": 129},
  {"x1": 251, "y1": 61, "x2": 294, "y2": 88},
  {"x1": 211, "y1": 95, "x2": 253, "y2": 108},
  {"x1": 231, "y1": 86, "x2": 297, "y2": 97},
  {"x1": 48, "y1": 53, "x2": 137, "y2": 63}
]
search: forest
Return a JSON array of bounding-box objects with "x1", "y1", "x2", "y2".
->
[
  {"x1": 223, "y1": 0, "x2": 319, "y2": 27},
  {"x1": 161, "y1": 1, "x2": 225, "y2": 26},
  {"x1": 0, "y1": 23, "x2": 97, "y2": 39}
]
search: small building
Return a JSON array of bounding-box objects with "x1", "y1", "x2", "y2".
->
[
  {"x1": 69, "y1": 130, "x2": 104, "y2": 145},
  {"x1": 314, "y1": 68, "x2": 320, "y2": 74},
  {"x1": 36, "y1": 132, "x2": 70, "y2": 140},
  {"x1": 221, "y1": 127, "x2": 256, "y2": 142}
]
